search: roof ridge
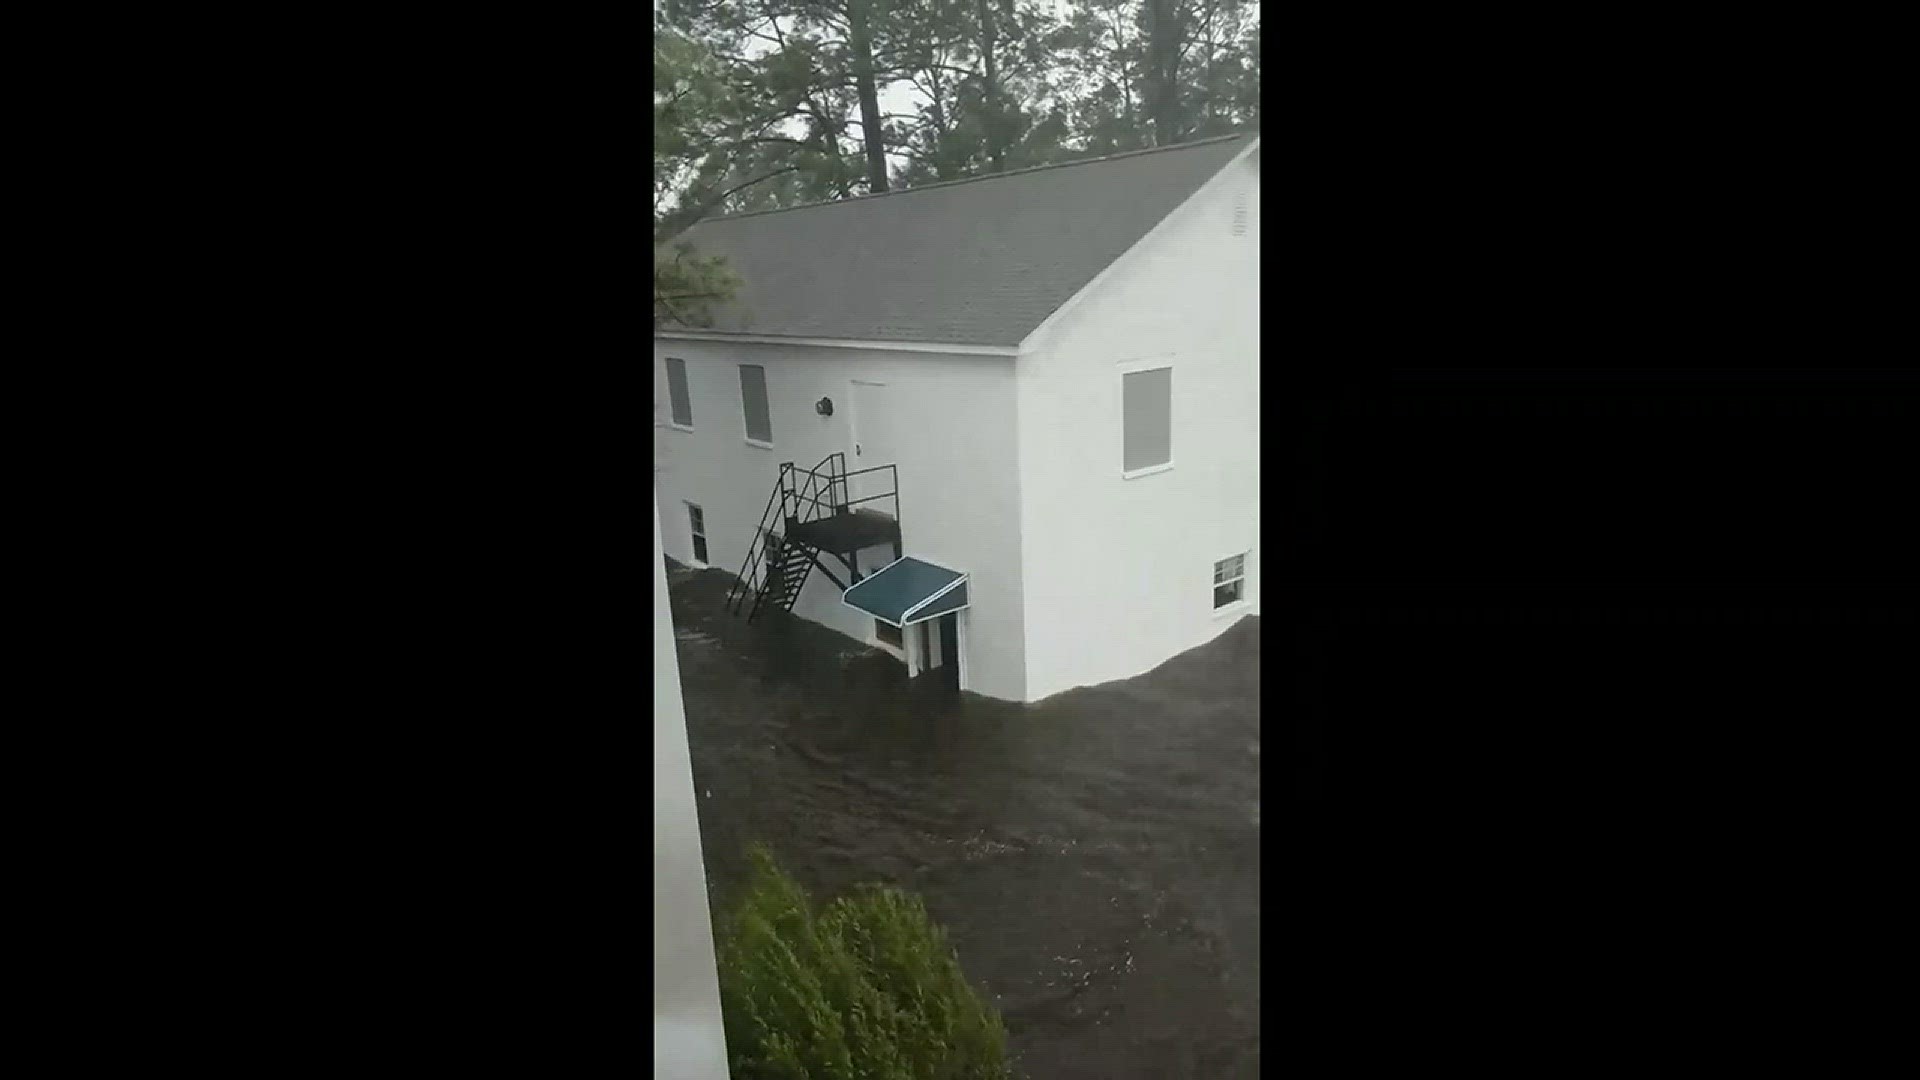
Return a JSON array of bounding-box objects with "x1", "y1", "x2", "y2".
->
[{"x1": 693, "y1": 132, "x2": 1255, "y2": 226}]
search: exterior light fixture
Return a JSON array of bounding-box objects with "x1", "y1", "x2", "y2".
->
[{"x1": 815, "y1": 397, "x2": 834, "y2": 416}]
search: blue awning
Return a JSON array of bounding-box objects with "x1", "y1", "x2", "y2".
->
[
  {"x1": 906, "y1": 580, "x2": 967, "y2": 624},
  {"x1": 841, "y1": 557, "x2": 970, "y2": 628}
]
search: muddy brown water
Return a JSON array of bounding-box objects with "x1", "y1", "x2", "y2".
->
[{"x1": 668, "y1": 564, "x2": 1260, "y2": 1078}]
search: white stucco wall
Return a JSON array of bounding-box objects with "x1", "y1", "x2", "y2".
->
[
  {"x1": 1013, "y1": 146, "x2": 1262, "y2": 700},
  {"x1": 654, "y1": 489, "x2": 730, "y2": 1080},
  {"x1": 653, "y1": 340, "x2": 1028, "y2": 701}
]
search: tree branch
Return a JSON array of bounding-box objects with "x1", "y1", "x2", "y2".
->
[{"x1": 662, "y1": 164, "x2": 805, "y2": 241}]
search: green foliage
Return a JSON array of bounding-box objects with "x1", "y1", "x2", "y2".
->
[
  {"x1": 716, "y1": 843, "x2": 1012, "y2": 1079},
  {"x1": 654, "y1": 20, "x2": 745, "y2": 325},
  {"x1": 654, "y1": 240, "x2": 738, "y2": 328},
  {"x1": 654, "y1": 1, "x2": 1260, "y2": 223}
]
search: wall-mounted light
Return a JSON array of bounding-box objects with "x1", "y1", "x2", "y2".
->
[{"x1": 815, "y1": 397, "x2": 834, "y2": 416}]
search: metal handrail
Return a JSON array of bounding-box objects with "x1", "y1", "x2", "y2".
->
[
  {"x1": 727, "y1": 453, "x2": 843, "y2": 614},
  {"x1": 726, "y1": 462, "x2": 792, "y2": 612},
  {"x1": 726, "y1": 453, "x2": 901, "y2": 617},
  {"x1": 785, "y1": 452, "x2": 851, "y2": 522},
  {"x1": 786, "y1": 456, "x2": 897, "y2": 519}
]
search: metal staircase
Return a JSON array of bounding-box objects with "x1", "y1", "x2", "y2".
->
[
  {"x1": 726, "y1": 453, "x2": 901, "y2": 623},
  {"x1": 748, "y1": 531, "x2": 812, "y2": 620}
]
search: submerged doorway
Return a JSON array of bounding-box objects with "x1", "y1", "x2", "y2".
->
[
  {"x1": 912, "y1": 611, "x2": 961, "y2": 692},
  {"x1": 840, "y1": 555, "x2": 970, "y2": 693},
  {"x1": 936, "y1": 612, "x2": 959, "y2": 689}
]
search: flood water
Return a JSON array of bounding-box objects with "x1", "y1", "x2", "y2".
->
[{"x1": 668, "y1": 564, "x2": 1261, "y2": 1078}]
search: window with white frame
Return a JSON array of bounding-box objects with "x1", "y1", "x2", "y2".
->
[
  {"x1": 1123, "y1": 366, "x2": 1172, "y2": 473},
  {"x1": 688, "y1": 503, "x2": 708, "y2": 565},
  {"x1": 739, "y1": 363, "x2": 772, "y2": 445},
  {"x1": 665, "y1": 358, "x2": 693, "y2": 428},
  {"x1": 1213, "y1": 553, "x2": 1247, "y2": 609}
]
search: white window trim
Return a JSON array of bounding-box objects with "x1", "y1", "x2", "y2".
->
[
  {"x1": 738, "y1": 363, "x2": 774, "y2": 449},
  {"x1": 1118, "y1": 358, "x2": 1174, "y2": 479},
  {"x1": 1213, "y1": 597, "x2": 1251, "y2": 619},
  {"x1": 664, "y1": 358, "x2": 695, "y2": 432},
  {"x1": 871, "y1": 619, "x2": 905, "y2": 657},
  {"x1": 687, "y1": 502, "x2": 709, "y2": 568},
  {"x1": 1212, "y1": 552, "x2": 1250, "y2": 617}
]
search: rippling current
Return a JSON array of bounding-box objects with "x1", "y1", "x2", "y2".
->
[{"x1": 669, "y1": 564, "x2": 1261, "y2": 1078}]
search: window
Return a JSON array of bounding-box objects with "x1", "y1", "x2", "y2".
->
[
  {"x1": 665, "y1": 358, "x2": 693, "y2": 428},
  {"x1": 665, "y1": 357, "x2": 694, "y2": 428},
  {"x1": 1213, "y1": 553, "x2": 1247, "y2": 609},
  {"x1": 875, "y1": 620, "x2": 902, "y2": 649},
  {"x1": 1123, "y1": 366, "x2": 1172, "y2": 474},
  {"x1": 739, "y1": 363, "x2": 772, "y2": 445},
  {"x1": 688, "y1": 503, "x2": 708, "y2": 565}
]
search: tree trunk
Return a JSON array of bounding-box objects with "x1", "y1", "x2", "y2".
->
[
  {"x1": 977, "y1": 0, "x2": 1003, "y2": 171},
  {"x1": 927, "y1": 70, "x2": 948, "y2": 136},
  {"x1": 1202, "y1": 1, "x2": 1216, "y2": 130},
  {"x1": 1248, "y1": 22, "x2": 1260, "y2": 125},
  {"x1": 924, "y1": 66, "x2": 957, "y2": 179},
  {"x1": 848, "y1": 0, "x2": 891, "y2": 193},
  {"x1": 1106, "y1": 6, "x2": 1135, "y2": 138},
  {"x1": 1144, "y1": 0, "x2": 1182, "y2": 147}
]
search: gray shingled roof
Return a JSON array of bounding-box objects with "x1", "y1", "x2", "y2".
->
[{"x1": 660, "y1": 133, "x2": 1256, "y2": 348}]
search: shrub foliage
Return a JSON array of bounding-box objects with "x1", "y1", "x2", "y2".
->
[{"x1": 715, "y1": 843, "x2": 1011, "y2": 1079}]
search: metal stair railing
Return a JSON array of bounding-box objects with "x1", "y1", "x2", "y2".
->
[
  {"x1": 725, "y1": 462, "x2": 793, "y2": 615},
  {"x1": 724, "y1": 453, "x2": 907, "y2": 622},
  {"x1": 727, "y1": 453, "x2": 850, "y2": 619},
  {"x1": 790, "y1": 453, "x2": 898, "y2": 524},
  {"x1": 784, "y1": 452, "x2": 852, "y2": 528},
  {"x1": 746, "y1": 529, "x2": 805, "y2": 622},
  {"x1": 833, "y1": 462, "x2": 899, "y2": 521}
]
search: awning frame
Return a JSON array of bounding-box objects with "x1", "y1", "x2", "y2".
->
[
  {"x1": 900, "y1": 576, "x2": 969, "y2": 626},
  {"x1": 840, "y1": 555, "x2": 971, "y2": 628}
]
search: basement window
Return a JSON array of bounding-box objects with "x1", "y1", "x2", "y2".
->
[
  {"x1": 1122, "y1": 365, "x2": 1173, "y2": 475},
  {"x1": 875, "y1": 620, "x2": 902, "y2": 649},
  {"x1": 1213, "y1": 553, "x2": 1247, "y2": 610},
  {"x1": 665, "y1": 358, "x2": 693, "y2": 429},
  {"x1": 688, "y1": 503, "x2": 708, "y2": 566},
  {"x1": 739, "y1": 363, "x2": 773, "y2": 446}
]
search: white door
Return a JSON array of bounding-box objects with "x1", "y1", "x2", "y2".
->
[{"x1": 848, "y1": 380, "x2": 895, "y2": 516}]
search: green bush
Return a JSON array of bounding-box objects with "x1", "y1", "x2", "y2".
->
[{"x1": 715, "y1": 843, "x2": 1011, "y2": 1079}]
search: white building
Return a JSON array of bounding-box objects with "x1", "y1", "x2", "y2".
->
[
  {"x1": 653, "y1": 488, "x2": 730, "y2": 1078},
  {"x1": 655, "y1": 133, "x2": 1260, "y2": 702}
]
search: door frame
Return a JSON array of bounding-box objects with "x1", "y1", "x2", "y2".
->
[
  {"x1": 903, "y1": 610, "x2": 968, "y2": 690},
  {"x1": 935, "y1": 612, "x2": 960, "y2": 690},
  {"x1": 955, "y1": 609, "x2": 970, "y2": 692},
  {"x1": 847, "y1": 378, "x2": 892, "y2": 516}
]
